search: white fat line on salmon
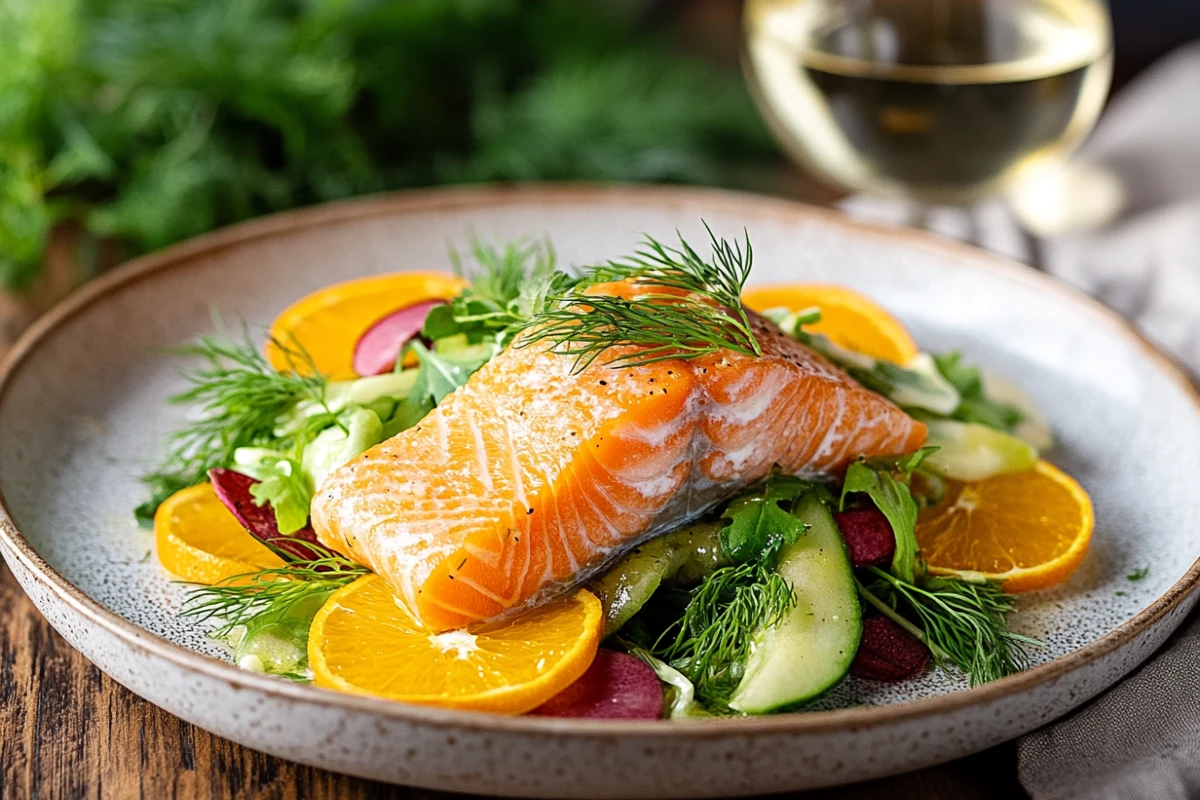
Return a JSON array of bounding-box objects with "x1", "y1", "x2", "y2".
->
[
  {"x1": 545, "y1": 487, "x2": 581, "y2": 575},
  {"x1": 452, "y1": 570, "x2": 521, "y2": 607},
  {"x1": 618, "y1": 415, "x2": 690, "y2": 449},
  {"x1": 709, "y1": 371, "x2": 789, "y2": 425},
  {"x1": 467, "y1": 409, "x2": 495, "y2": 493},
  {"x1": 563, "y1": 466, "x2": 624, "y2": 550},
  {"x1": 498, "y1": 414, "x2": 529, "y2": 510},
  {"x1": 434, "y1": 410, "x2": 450, "y2": 457}
]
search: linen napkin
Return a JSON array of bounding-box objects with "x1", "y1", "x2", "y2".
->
[{"x1": 840, "y1": 42, "x2": 1200, "y2": 800}]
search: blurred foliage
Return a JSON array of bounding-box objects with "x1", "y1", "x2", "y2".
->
[{"x1": 0, "y1": 0, "x2": 777, "y2": 289}]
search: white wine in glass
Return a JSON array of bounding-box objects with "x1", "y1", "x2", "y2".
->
[{"x1": 743, "y1": 0, "x2": 1113, "y2": 204}]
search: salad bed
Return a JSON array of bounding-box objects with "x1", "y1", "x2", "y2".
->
[{"x1": 141, "y1": 228, "x2": 1092, "y2": 718}]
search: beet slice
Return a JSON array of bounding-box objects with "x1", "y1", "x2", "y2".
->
[
  {"x1": 530, "y1": 649, "x2": 664, "y2": 720},
  {"x1": 851, "y1": 615, "x2": 931, "y2": 682},
  {"x1": 208, "y1": 467, "x2": 327, "y2": 563},
  {"x1": 834, "y1": 508, "x2": 896, "y2": 568},
  {"x1": 352, "y1": 300, "x2": 444, "y2": 376}
]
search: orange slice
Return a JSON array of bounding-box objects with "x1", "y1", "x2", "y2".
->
[
  {"x1": 742, "y1": 283, "x2": 919, "y2": 364},
  {"x1": 266, "y1": 272, "x2": 466, "y2": 380},
  {"x1": 155, "y1": 483, "x2": 284, "y2": 585},
  {"x1": 308, "y1": 575, "x2": 603, "y2": 713},
  {"x1": 916, "y1": 460, "x2": 1094, "y2": 593}
]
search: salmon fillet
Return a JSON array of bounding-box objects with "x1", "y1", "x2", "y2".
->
[{"x1": 311, "y1": 310, "x2": 926, "y2": 631}]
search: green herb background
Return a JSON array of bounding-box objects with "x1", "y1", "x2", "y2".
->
[{"x1": 0, "y1": 0, "x2": 779, "y2": 290}]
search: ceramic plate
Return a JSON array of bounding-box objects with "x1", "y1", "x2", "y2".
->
[{"x1": 2, "y1": 186, "x2": 1199, "y2": 798}]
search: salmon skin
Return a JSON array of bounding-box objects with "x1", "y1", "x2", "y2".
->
[{"x1": 312, "y1": 310, "x2": 926, "y2": 631}]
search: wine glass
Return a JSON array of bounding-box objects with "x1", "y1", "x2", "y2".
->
[{"x1": 742, "y1": 0, "x2": 1114, "y2": 208}]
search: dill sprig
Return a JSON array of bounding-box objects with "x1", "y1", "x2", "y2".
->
[
  {"x1": 180, "y1": 551, "x2": 367, "y2": 639},
  {"x1": 654, "y1": 557, "x2": 795, "y2": 707},
  {"x1": 858, "y1": 568, "x2": 1041, "y2": 685},
  {"x1": 519, "y1": 225, "x2": 760, "y2": 372},
  {"x1": 136, "y1": 332, "x2": 325, "y2": 525}
]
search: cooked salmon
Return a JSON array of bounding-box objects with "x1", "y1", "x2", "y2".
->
[{"x1": 311, "y1": 307, "x2": 926, "y2": 631}]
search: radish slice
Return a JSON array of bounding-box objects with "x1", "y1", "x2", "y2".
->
[
  {"x1": 352, "y1": 300, "x2": 443, "y2": 376},
  {"x1": 850, "y1": 615, "x2": 931, "y2": 682},
  {"x1": 834, "y1": 508, "x2": 896, "y2": 568},
  {"x1": 208, "y1": 468, "x2": 327, "y2": 562},
  {"x1": 531, "y1": 649, "x2": 664, "y2": 720}
]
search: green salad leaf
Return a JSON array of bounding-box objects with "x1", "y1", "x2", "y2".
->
[
  {"x1": 840, "y1": 450, "x2": 935, "y2": 584},
  {"x1": 719, "y1": 474, "x2": 810, "y2": 564},
  {"x1": 247, "y1": 456, "x2": 313, "y2": 535},
  {"x1": 933, "y1": 352, "x2": 1025, "y2": 432}
]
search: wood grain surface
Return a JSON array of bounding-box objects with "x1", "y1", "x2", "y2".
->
[{"x1": 0, "y1": 558, "x2": 1027, "y2": 799}]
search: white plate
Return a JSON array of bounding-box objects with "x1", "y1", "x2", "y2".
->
[{"x1": 2, "y1": 186, "x2": 1198, "y2": 797}]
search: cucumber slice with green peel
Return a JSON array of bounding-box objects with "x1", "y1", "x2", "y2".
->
[
  {"x1": 728, "y1": 491, "x2": 861, "y2": 714},
  {"x1": 922, "y1": 419, "x2": 1038, "y2": 482}
]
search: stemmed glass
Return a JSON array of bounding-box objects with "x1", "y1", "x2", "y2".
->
[{"x1": 742, "y1": 0, "x2": 1113, "y2": 211}]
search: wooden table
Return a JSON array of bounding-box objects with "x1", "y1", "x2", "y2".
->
[{"x1": 0, "y1": 558, "x2": 1028, "y2": 799}]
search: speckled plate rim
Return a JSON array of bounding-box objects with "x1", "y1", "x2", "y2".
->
[{"x1": 2, "y1": 183, "x2": 1199, "y2": 739}]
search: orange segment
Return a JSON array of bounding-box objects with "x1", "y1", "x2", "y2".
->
[
  {"x1": 916, "y1": 460, "x2": 1094, "y2": 593},
  {"x1": 742, "y1": 283, "x2": 919, "y2": 364},
  {"x1": 155, "y1": 483, "x2": 284, "y2": 585},
  {"x1": 267, "y1": 272, "x2": 466, "y2": 379},
  {"x1": 308, "y1": 575, "x2": 602, "y2": 713}
]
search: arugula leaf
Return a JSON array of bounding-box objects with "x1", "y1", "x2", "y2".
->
[
  {"x1": 390, "y1": 340, "x2": 496, "y2": 433},
  {"x1": 248, "y1": 457, "x2": 313, "y2": 536},
  {"x1": 933, "y1": 352, "x2": 1024, "y2": 432},
  {"x1": 840, "y1": 456, "x2": 930, "y2": 584},
  {"x1": 719, "y1": 474, "x2": 811, "y2": 564}
]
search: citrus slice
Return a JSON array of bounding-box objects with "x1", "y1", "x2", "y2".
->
[
  {"x1": 742, "y1": 283, "x2": 919, "y2": 364},
  {"x1": 266, "y1": 272, "x2": 466, "y2": 380},
  {"x1": 308, "y1": 575, "x2": 603, "y2": 713},
  {"x1": 155, "y1": 483, "x2": 284, "y2": 585},
  {"x1": 916, "y1": 460, "x2": 1094, "y2": 593}
]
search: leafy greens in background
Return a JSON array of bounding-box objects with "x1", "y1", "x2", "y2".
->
[{"x1": 0, "y1": 0, "x2": 777, "y2": 289}]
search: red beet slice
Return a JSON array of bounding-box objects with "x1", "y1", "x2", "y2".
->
[
  {"x1": 352, "y1": 300, "x2": 444, "y2": 376},
  {"x1": 208, "y1": 467, "x2": 327, "y2": 563},
  {"x1": 834, "y1": 508, "x2": 896, "y2": 568},
  {"x1": 851, "y1": 615, "x2": 931, "y2": 682},
  {"x1": 530, "y1": 649, "x2": 664, "y2": 720}
]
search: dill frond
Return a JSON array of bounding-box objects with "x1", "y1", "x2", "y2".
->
[
  {"x1": 654, "y1": 558, "x2": 795, "y2": 707},
  {"x1": 180, "y1": 553, "x2": 367, "y2": 639},
  {"x1": 519, "y1": 224, "x2": 760, "y2": 372},
  {"x1": 859, "y1": 568, "x2": 1041, "y2": 685},
  {"x1": 135, "y1": 332, "x2": 325, "y2": 525}
]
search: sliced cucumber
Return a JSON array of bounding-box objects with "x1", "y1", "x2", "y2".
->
[
  {"x1": 922, "y1": 419, "x2": 1038, "y2": 481},
  {"x1": 729, "y1": 492, "x2": 861, "y2": 714}
]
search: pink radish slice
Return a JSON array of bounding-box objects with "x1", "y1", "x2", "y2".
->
[
  {"x1": 208, "y1": 468, "x2": 328, "y2": 563},
  {"x1": 834, "y1": 508, "x2": 896, "y2": 568},
  {"x1": 850, "y1": 615, "x2": 931, "y2": 682},
  {"x1": 352, "y1": 300, "x2": 444, "y2": 376},
  {"x1": 530, "y1": 649, "x2": 664, "y2": 720}
]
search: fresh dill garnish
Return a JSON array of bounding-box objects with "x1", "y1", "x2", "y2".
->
[
  {"x1": 136, "y1": 332, "x2": 326, "y2": 526},
  {"x1": 519, "y1": 225, "x2": 761, "y2": 372},
  {"x1": 857, "y1": 568, "x2": 1041, "y2": 685},
  {"x1": 1126, "y1": 566, "x2": 1150, "y2": 581},
  {"x1": 180, "y1": 548, "x2": 367, "y2": 639},
  {"x1": 654, "y1": 555, "x2": 795, "y2": 708}
]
